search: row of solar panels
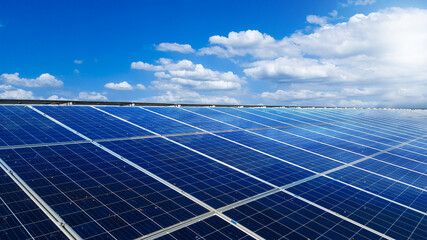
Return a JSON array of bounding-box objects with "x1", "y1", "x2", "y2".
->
[{"x1": 0, "y1": 105, "x2": 426, "y2": 239}]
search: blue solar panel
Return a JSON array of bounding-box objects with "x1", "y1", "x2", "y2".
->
[
  {"x1": 184, "y1": 108, "x2": 265, "y2": 129},
  {"x1": 100, "y1": 138, "x2": 273, "y2": 208},
  {"x1": 224, "y1": 192, "x2": 381, "y2": 240},
  {"x1": 0, "y1": 169, "x2": 67, "y2": 240},
  {"x1": 328, "y1": 167, "x2": 427, "y2": 212},
  {"x1": 0, "y1": 143, "x2": 207, "y2": 239},
  {"x1": 288, "y1": 177, "x2": 427, "y2": 239},
  {"x1": 170, "y1": 134, "x2": 314, "y2": 186},
  {"x1": 0, "y1": 106, "x2": 82, "y2": 146},
  {"x1": 98, "y1": 106, "x2": 199, "y2": 135},
  {"x1": 1, "y1": 103, "x2": 426, "y2": 239},
  {"x1": 217, "y1": 130, "x2": 344, "y2": 172},
  {"x1": 148, "y1": 107, "x2": 239, "y2": 132},
  {"x1": 159, "y1": 216, "x2": 253, "y2": 240},
  {"x1": 35, "y1": 106, "x2": 152, "y2": 140}
]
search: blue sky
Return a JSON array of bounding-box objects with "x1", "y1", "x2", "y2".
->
[{"x1": 1, "y1": 0, "x2": 426, "y2": 107}]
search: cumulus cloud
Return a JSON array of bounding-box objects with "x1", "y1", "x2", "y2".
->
[
  {"x1": 47, "y1": 95, "x2": 67, "y2": 100},
  {"x1": 136, "y1": 84, "x2": 146, "y2": 90},
  {"x1": 78, "y1": 91, "x2": 107, "y2": 100},
  {"x1": 155, "y1": 43, "x2": 195, "y2": 53},
  {"x1": 74, "y1": 60, "x2": 83, "y2": 64},
  {"x1": 199, "y1": 8, "x2": 427, "y2": 107},
  {"x1": 104, "y1": 81, "x2": 133, "y2": 90},
  {"x1": 0, "y1": 73, "x2": 63, "y2": 87},
  {"x1": 0, "y1": 89, "x2": 34, "y2": 99},
  {"x1": 132, "y1": 58, "x2": 244, "y2": 91}
]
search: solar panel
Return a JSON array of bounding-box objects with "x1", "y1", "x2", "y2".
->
[{"x1": 0, "y1": 101, "x2": 426, "y2": 239}]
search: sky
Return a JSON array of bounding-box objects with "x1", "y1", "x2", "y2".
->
[{"x1": 1, "y1": 0, "x2": 427, "y2": 107}]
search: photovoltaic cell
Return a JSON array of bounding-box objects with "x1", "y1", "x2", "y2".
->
[
  {"x1": 0, "y1": 106, "x2": 82, "y2": 146},
  {"x1": 35, "y1": 106, "x2": 152, "y2": 140},
  {"x1": 0, "y1": 144, "x2": 207, "y2": 239},
  {"x1": 0, "y1": 169, "x2": 67, "y2": 240},
  {"x1": 101, "y1": 138, "x2": 273, "y2": 209}
]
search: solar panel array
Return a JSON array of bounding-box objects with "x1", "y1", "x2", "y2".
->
[{"x1": 0, "y1": 103, "x2": 426, "y2": 240}]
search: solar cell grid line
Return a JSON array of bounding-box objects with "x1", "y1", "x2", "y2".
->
[
  {"x1": 93, "y1": 106, "x2": 311, "y2": 188},
  {"x1": 222, "y1": 192, "x2": 382, "y2": 240},
  {"x1": 148, "y1": 107, "x2": 427, "y2": 212},
  {"x1": 0, "y1": 156, "x2": 80, "y2": 240},
  {"x1": 34, "y1": 106, "x2": 153, "y2": 140},
  {"x1": 155, "y1": 107, "x2": 359, "y2": 169},
  {"x1": 96, "y1": 106, "x2": 200, "y2": 135},
  {"x1": 91, "y1": 106, "x2": 392, "y2": 238},
  {"x1": 175, "y1": 107, "x2": 427, "y2": 190},
  {"x1": 42, "y1": 106, "x2": 267, "y2": 240},
  {"x1": 309, "y1": 108, "x2": 427, "y2": 138},
  {"x1": 145, "y1": 107, "x2": 240, "y2": 132},
  {"x1": 156, "y1": 215, "x2": 254, "y2": 240},
  {"x1": 374, "y1": 152, "x2": 427, "y2": 174},
  {"x1": 275, "y1": 108, "x2": 417, "y2": 142},
  {"x1": 252, "y1": 108, "x2": 427, "y2": 165},
  {"x1": 98, "y1": 138, "x2": 273, "y2": 209},
  {"x1": 0, "y1": 105, "x2": 82, "y2": 147},
  {"x1": 0, "y1": 142, "x2": 212, "y2": 239},
  {"x1": 241, "y1": 107, "x2": 398, "y2": 150},
  {"x1": 282, "y1": 108, "x2": 422, "y2": 140},
  {"x1": 328, "y1": 167, "x2": 427, "y2": 213},
  {"x1": 0, "y1": 196, "x2": 35, "y2": 240},
  {"x1": 180, "y1": 107, "x2": 266, "y2": 129},
  {"x1": 212, "y1": 108, "x2": 383, "y2": 158},
  {"x1": 314, "y1": 108, "x2": 427, "y2": 131},
  {"x1": 319, "y1": 109, "x2": 427, "y2": 134},
  {"x1": 288, "y1": 177, "x2": 427, "y2": 239},
  {"x1": 239, "y1": 109, "x2": 427, "y2": 173}
]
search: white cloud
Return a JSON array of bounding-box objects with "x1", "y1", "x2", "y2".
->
[
  {"x1": 74, "y1": 60, "x2": 83, "y2": 64},
  {"x1": 0, "y1": 73, "x2": 63, "y2": 87},
  {"x1": 104, "y1": 81, "x2": 133, "y2": 90},
  {"x1": 74, "y1": 69, "x2": 80, "y2": 74},
  {"x1": 260, "y1": 89, "x2": 337, "y2": 101},
  {"x1": 198, "y1": 30, "x2": 298, "y2": 59},
  {"x1": 47, "y1": 95, "x2": 67, "y2": 100},
  {"x1": 78, "y1": 91, "x2": 107, "y2": 101},
  {"x1": 136, "y1": 84, "x2": 146, "y2": 90},
  {"x1": 132, "y1": 58, "x2": 244, "y2": 91},
  {"x1": 337, "y1": 99, "x2": 378, "y2": 107},
  {"x1": 306, "y1": 15, "x2": 328, "y2": 26},
  {"x1": 347, "y1": 0, "x2": 376, "y2": 6},
  {"x1": 0, "y1": 84, "x2": 13, "y2": 91},
  {"x1": 155, "y1": 43, "x2": 195, "y2": 53},
  {"x1": 151, "y1": 90, "x2": 238, "y2": 104},
  {"x1": 0, "y1": 89, "x2": 34, "y2": 99}
]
